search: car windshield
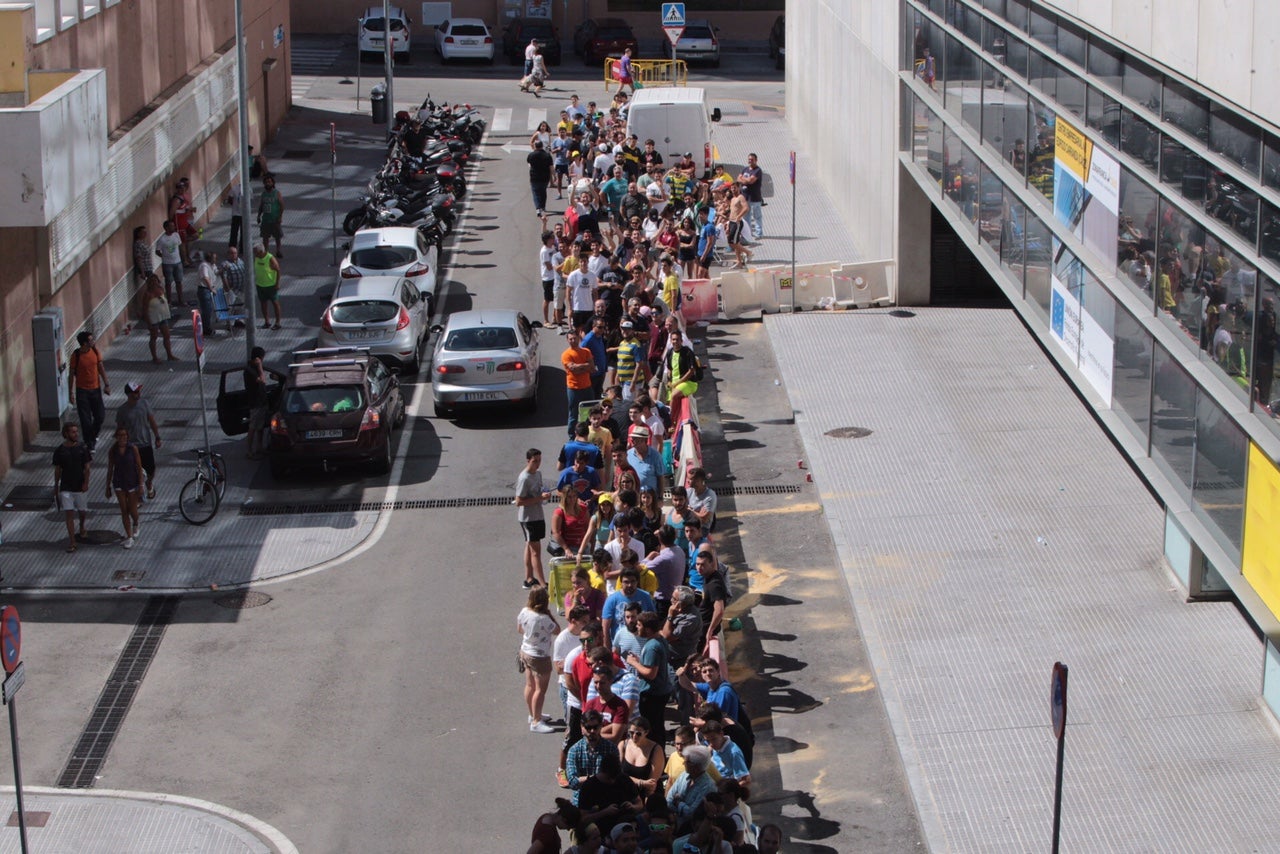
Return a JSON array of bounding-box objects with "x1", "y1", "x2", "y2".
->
[
  {"x1": 285, "y1": 386, "x2": 366, "y2": 415},
  {"x1": 364, "y1": 18, "x2": 404, "y2": 31},
  {"x1": 684, "y1": 26, "x2": 713, "y2": 39},
  {"x1": 452, "y1": 24, "x2": 487, "y2": 36},
  {"x1": 525, "y1": 23, "x2": 554, "y2": 37},
  {"x1": 598, "y1": 27, "x2": 631, "y2": 39},
  {"x1": 330, "y1": 300, "x2": 400, "y2": 324},
  {"x1": 350, "y1": 246, "x2": 416, "y2": 269},
  {"x1": 444, "y1": 326, "x2": 518, "y2": 351}
]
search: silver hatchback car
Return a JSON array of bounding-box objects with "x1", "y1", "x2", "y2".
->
[
  {"x1": 318, "y1": 275, "x2": 431, "y2": 373},
  {"x1": 431, "y1": 309, "x2": 541, "y2": 417}
]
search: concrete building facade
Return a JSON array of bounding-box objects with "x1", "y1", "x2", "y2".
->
[
  {"x1": 0, "y1": 0, "x2": 291, "y2": 475},
  {"x1": 790, "y1": 0, "x2": 1280, "y2": 716}
]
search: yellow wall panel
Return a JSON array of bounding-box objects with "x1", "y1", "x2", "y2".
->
[{"x1": 1243, "y1": 443, "x2": 1280, "y2": 621}]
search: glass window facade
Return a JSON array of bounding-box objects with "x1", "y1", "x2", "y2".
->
[{"x1": 902, "y1": 0, "x2": 1280, "y2": 559}]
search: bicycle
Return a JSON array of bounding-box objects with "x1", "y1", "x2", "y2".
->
[{"x1": 179, "y1": 448, "x2": 227, "y2": 525}]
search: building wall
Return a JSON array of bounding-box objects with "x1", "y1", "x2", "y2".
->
[
  {"x1": 0, "y1": 0, "x2": 291, "y2": 477},
  {"x1": 787, "y1": 0, "x2": 901, "y2": 268}
]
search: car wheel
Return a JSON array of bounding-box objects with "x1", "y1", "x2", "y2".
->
[
  {"x1": 434, "y1": 401, "x2": 448, "y2": 418},
  {"x1": 372, "y1": 434, "x2": 392, "y2": 475},
  {"x1": 522, "y1": 383, "x2": 539, "y2": 413},
  {"x1": 711, "y1": 58, "x2": 720, "y2": 68},
  {"x1": 394, "y1": 392, "x2": 408, "y2": 427},
  {"x1": 487, "y1": 54, "x2": 494, "y2": 65},
  {"x1": 268, "y1": 456, "x2": 288, "y2": 480}
]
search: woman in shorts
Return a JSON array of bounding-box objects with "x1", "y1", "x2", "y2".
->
[
  {"x1": 517, "y1": 586, "x2": 560, "y2": 733},
  {"x1": 143, "y1": 274, "x2": 178, "y2": 363},
  {"x1": 104, "y1": 426, "x2": 143, "y2": 548}
]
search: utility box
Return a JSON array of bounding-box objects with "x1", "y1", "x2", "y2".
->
[{"x1": 33, "y1": 307, "x2": 67, "y2": 428}]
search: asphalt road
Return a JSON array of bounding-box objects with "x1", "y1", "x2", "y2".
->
[{"x1": 0, "y1": 46, "x2": 924, "y2": 853}]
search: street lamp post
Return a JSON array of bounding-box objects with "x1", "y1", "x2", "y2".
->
[
  {"x1": 235, "y1": 0, "x2": 257, "y2": 353},
  {"x1": 383, "y1": 0, "x2": 394, "y2": 138}
]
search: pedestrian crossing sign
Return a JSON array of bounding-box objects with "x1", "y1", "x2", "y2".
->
[{"x1": 661, "y1": 3, "x2": 685, "y2": 26}]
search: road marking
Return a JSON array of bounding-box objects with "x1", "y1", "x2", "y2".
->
[
  {"x1": 526, "y1": 107, "x2": 547, "y2": 131},
  {"x1": 491, "y1": 107, "x2": 512, "y2": 132}
]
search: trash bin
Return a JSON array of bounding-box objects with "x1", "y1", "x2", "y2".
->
[{"x1": 370, "y1": 82, "x2": 387, "y2": 125}]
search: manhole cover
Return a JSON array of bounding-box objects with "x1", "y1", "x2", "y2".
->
[
  {"x1": 213, "y1": 591, "x2": 273, "y2": 609},
  {"x1": 889, "y1": 309, "x2": 916, "y2": 318},
  {"x1": 112, "y1": 570, "x2": 146, "y2": 581},
  {"x1": 825, "y1": 426, "x2": 873, "y2": 439},
  {"x1": 79, "y1": 530, "x2": 122, "y2": 546}
]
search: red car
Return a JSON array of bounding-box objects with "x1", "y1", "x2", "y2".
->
[{"x1": 573, "y1": 18, "x2": 639, "y2": 65}]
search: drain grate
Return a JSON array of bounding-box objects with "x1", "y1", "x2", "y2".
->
[
  {"x1": 2, "y1": 485, "x2": 52, "y2": 510},
  {"x1": 57, "y1": 596, "x2": 179, "y2": 789},
  {"x1": 721, "y1": 484, "x2": 804, "y2": 496},
  {"x1": 825, "y1": 426, "x2": 873, "y2": 439},
  {"x1": 111, "y1": 570, "x2": 146, "y2": 582}
]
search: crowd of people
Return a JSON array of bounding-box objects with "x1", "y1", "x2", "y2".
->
[{"x1": 516, "y1": 95, "x2": 778, "y2": 850}]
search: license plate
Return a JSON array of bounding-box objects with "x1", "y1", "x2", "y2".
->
[
  {"x1": 463, "y1": 39, "x2": 478, "y2": 45},
  {"x1": 461, "y1": 392, "x2": 505, "y2": 402},
  {"x1": 344, "y1": 329, "x2": 385, "y2": 340},
  {"x1": 305, "y1": 429, "x2": 343, "y2": 439}
]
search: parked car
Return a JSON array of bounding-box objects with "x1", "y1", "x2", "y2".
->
[
  {"x1": 661, "y1": 19, "x2": 719, "y2": 67},
  {"x1": 318, "y1": 275, "x2": 431, "y2": 373},
  {"x1": 339, "y1": 226, "x2": 438, "y2": 301},
  {"x1": 267, "y1": 348, "x2": 406, "y2": 478},
  {"x1": 572, "y1": 18, "x2": 639, "y2": 65},
  {"x1": 435, "y1": 17, "x2": 495, "y2": 64},
  {"x1": 358, "y1": 5, "x2": 411, "y2": 62},
  {"x1": 502, "y1": 17, "x2": 561, "y2": 66},
  {"x1": 431, "y1": 310, "x2": 541, "y2": 417},
  {"x1": 768, "y1": 15, "x2": 785, "y2": 70}
]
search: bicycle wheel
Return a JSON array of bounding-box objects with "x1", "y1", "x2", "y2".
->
[
  {"x1": 210, "y1": 456, "x2": 228, "y2": 501},
  {"x1": 179, "y1": 475, "x2": 221, "y2": 525}
]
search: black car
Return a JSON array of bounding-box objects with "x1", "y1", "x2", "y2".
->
[
  {"x1": 768, "y1": 15, "x2": 785, "y2": 70},
  {"x1": 217, "y1": 364, "x2": 286, "y2": 436},
  {"x1": 264, "y1": 348, "x2": 406, "y2": 478},
  {"x1": 572, "y1": 18, "x2": 638, "y2": 65},
  {"x1": 503, "y1": 17, "x2": 561, "y2": 66}
]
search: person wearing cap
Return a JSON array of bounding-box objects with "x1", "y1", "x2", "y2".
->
[
  {"x1": 115, "y1": 382, "x2": 162, "y2": 501},
  {"x1": 625, "y1": 425, "x2": 665, "y2": 498},
  {"x1": 612, "y1": 320, "x2": 648, "y2": 401},
  {"x1": 593, "y1": 142, "x2": 616, "y2": 182},
  {"x1": 674, "y1": 151, "x2": 698, "y2": 180},
  {"x1": 602, "y1": 819, "x2": 642, "y2": 854}
]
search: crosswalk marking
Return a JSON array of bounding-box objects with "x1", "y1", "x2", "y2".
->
[
  {"x1": 526, "y1": 108, "x2": 547, "y2": 131},
  {"x1": 491, "y1": 107, "x2": 512, "y2": 132}
]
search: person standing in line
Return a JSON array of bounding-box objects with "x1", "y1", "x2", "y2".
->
[
  {"x1": 516, "y1": 448, "x2": 553, "y2": 589},
  {"x1": 104, "y1": 426, "x2": 143, "y2": 548},
  {"x1": 143, "y1": 274, "x2": 178, "y2": 363},
  {"x1": 225, "y1": 177, "x2": 244, "y2": 253},
  {"x1": 196, "y1": 250, "x2": 218, "y2": 336},
  {"x1": 528, "y1": 140, "x2": 554, "y2": 227},
  {"x1": 218, "y1": 245, "x2": 247, "y2": 312},
  {"x1": 539, "y1": 231, "x2": 558, "y2": 325},
  {"x1": 69, "y1": 331, "x2": 111, "y2": 451},
  {"x1": 563, "y1": 328, "x2": 597, "y2": 438},
  {"x1": 244, "y1": 346, "x2": 269, "y2": 459},
  {"x1": 132, "y1": 225, "x2": 153, "y2": 286},
  {"x1": 168, "y1": 177, "x2": 198, "y2": 267},
  {"x1": 252, "y1": 243, "x2": 283, "y2": 330},
  {"x1": 52, "y1": 423, "x2": 91, "y2": 553},
  {"x1": 256, "y1": 174, "x2": 285, "y2": 258},
  {"x1": 155, "y1": 220, "x2": 185, "y2": 306},
  {"x1": 567, "y1": 255, "x2": 598, "y2": 332},
  {"x1": 116, "y1": 382, "x2": 162, "y2": 501},
  {"x1": 519, "y1": 586, "x2": 561, "y2": 734},
  {"x1": 737, "y1": 153, "x2": 764, "y2": 242}
]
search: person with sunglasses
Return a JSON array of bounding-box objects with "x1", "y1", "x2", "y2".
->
[
  {"x1": 566, "y1": 710, "x2": 620, "y2": 805},
  {"x1": 619, "y1": 715, "x2": 666, "y2": 797}
]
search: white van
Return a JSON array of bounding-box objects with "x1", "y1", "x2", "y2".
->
[{"x1": 625, "y1": 87, "x2": 722, "y2": 179}]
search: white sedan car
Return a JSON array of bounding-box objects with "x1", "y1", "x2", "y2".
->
[
  {"x1": 435, "y1": 18, "x2": 495, "y2": 64},
  {"x1": 358, "y1": 5, "x2": 411, "y2": 61},
  {"x1": 339, "y1": 226, "x2": 438, "y2": 302},
  {"x1": 431, "y1": 310, "x2": 541, "y2": 417},
  {"x1": 318, "y1": 275, "x2": 431, "y2": 373}
]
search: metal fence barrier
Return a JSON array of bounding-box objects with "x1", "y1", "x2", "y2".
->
[{"x1": 602, "y1": 57, "x2": 687, "y2": 91}]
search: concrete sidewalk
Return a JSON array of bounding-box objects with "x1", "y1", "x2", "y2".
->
[{"x1": 0, "y1": 787, "x2": 296, "y2": 853}]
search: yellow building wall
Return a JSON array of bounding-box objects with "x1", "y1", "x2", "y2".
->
[
  {"x1": 1243, "y1": 443, "x2": 1280, "y2": 621},
  {"x1": 0, "y1": 7, "x2": 31, "y2": 94},
  {"x1": 28, "y1": 70, "x2": 76, "y2": 103}
]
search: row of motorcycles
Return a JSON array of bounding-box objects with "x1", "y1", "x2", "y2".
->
[{"x1": 342, "y1": 97, "x2": 487, "y2": 243}]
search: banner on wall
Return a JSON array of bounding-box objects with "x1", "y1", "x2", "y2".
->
[
  {"x1": 1049, "y1": 247, "x2": 1114, "y2": 406},
  {"x1": 1053, "y1": 117, "x2": 1120, "y2": 264},
  {"x1": 525, "y1": 0, "x2": 551, "y2": 17}
]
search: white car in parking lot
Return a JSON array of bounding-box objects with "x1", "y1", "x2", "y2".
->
[
  {"x1": 434, "y1": 18, "x2": 495, "y2": 64},
  {"x1": 358, "y1": 5, "x2": 411, "y2": 61},
  {"x1": 431, "y1": 310, "x2": 541, "y2": 416},
  {"x1": 319, "y1": 276, "x2": 431, "y2": 373},
  {"x1": 340, "y1": 227, "x2": 437, "y2": 302}
]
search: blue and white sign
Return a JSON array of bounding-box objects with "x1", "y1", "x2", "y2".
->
[{"x1": 661, "y1": 3, "x2": 685, "y2": 26}]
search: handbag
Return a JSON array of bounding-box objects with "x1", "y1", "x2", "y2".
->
[{"x1": 517, "y1": 652, "x2": 526, "y2": 674}]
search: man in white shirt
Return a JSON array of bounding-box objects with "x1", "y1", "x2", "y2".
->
[
  {"x1": 566, "y1": 254, "x2": 598, "y2": 332},
  {"x1": 155, "y1": 220, "x2": 185, "y2": 305},
  {"x1": 539, "y1": 231, "x2": 558, "y2": 325},
  {"x1": 592, "y1": 143, "x2": 615, "y2": 181}
]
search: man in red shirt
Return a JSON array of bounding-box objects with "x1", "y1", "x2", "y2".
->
[
  {"x1": 562, "y1": 328, "x2": 596, "y2": 439},
  {"x1": 583, "y1": 661, "x2": 630, "y2": 742}
]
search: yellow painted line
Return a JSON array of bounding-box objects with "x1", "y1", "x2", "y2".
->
[{"x1": 732, "y1": 502, "x2": 823, "y2": 517}]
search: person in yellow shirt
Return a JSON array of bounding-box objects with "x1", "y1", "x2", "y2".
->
[{"x1": 660, "y1": 256, "x2": 682, "y2": 316}]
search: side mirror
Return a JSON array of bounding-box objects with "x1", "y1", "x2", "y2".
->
[{"x1": 711, "y1": 108, "x2": 722, "y2": 123}]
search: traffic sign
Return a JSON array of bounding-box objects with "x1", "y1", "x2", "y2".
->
[
  {"x1": 661, "y1": 3, "x2": 685, "y2": 26},
  {"x1": 2, "y1": 661, "x2": 24, "y2": 704},
  {"x1": 1051, "y1": 661, "x2": 1068, "y2": 739},
  {"x1": 0, "y1": 607, "x2": 20, "y2": 675},
  {"x1": 664, "y1": 26, "x2": 685, "y2": 47},
  {"x1": 789, "y1": 150, "x2": 796, "y2": 185},
  {"x1": 192, "y1": 310, "x2": 205, "y2": 355}
]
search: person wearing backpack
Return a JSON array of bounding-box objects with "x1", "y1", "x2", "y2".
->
[{"x1": 664, "y1": 328, "x2": 701, "y2": 416}]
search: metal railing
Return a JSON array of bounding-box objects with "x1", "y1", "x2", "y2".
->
[{"x1": 602, "y1": 57, "x2": 687, "y2": 91}]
